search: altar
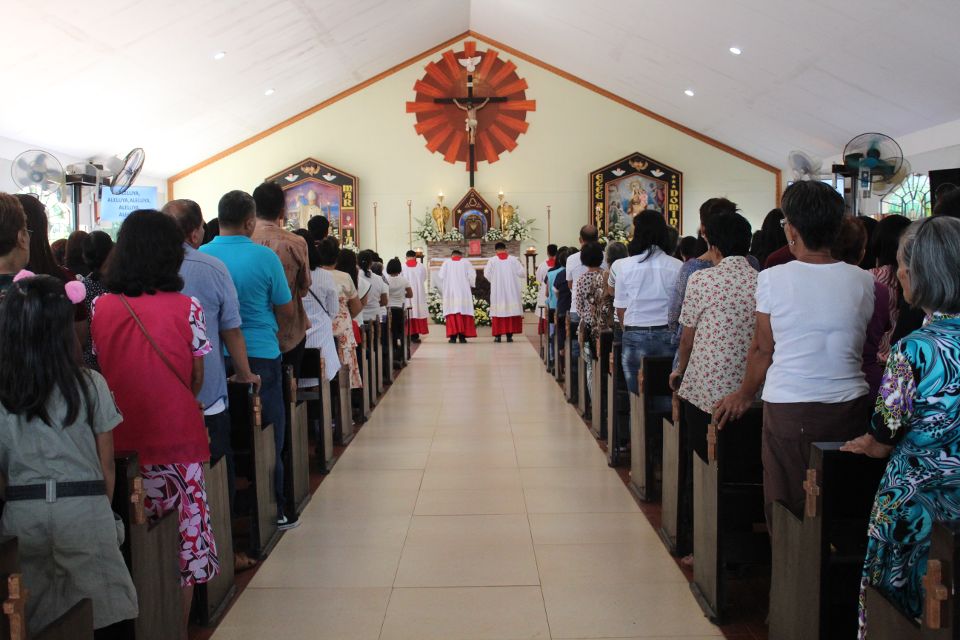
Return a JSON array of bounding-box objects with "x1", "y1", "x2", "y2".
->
[{"x1": 426, "y1": 239, "x2": 522, "y2": 301}]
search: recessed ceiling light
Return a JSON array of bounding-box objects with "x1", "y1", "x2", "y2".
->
[
  {"x1": 213, "y1": 51, "x2": 226, "y2": 60},
  {"x1": 684, "y1": 89, "x2": 695, "y2": 97},
  {"x1": 729, "y1": 47, "x2": 742, "y2": 55},
  {"x1": 264, "y1": 88, "x2": 275, "y2": 96}
]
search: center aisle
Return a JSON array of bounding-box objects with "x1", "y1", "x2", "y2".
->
[{"x1": 212, "y1": 339, "x2": 721, "y2": 640}]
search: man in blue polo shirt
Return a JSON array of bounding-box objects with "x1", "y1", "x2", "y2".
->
[{"x1": 201, "y1": 190, "x2": 299, "y2": 530}]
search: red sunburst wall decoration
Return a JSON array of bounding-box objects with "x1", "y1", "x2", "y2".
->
[{"x1": 406, "y1": 41, "x2": 536, "y2": 172}]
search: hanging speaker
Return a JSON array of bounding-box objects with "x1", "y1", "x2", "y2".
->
[{"x1": 929, "y1": 168, "x2": 960, "y2": 210}]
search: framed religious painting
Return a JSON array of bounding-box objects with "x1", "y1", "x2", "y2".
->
[
  {"x1": 266, "y1": 158, "x2": 359, "y2": 247},
  {"x1": 589, "y1": 152, "x2": 682, "y2": 238}
]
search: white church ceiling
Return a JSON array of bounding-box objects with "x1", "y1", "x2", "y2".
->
[{"x1": 1, "y1": 0, "x2": 958, "y2": 178}]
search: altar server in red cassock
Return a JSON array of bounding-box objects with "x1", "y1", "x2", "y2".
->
[
  {"x1": 401, "y1": 249, "x2": 429, "y2": 342},
  {"x1": 484, "y1": 242, "x2": 526, "y2": 343},
  {"x1": 436, "y1": 249, "x2": 476, "y2": 343}
]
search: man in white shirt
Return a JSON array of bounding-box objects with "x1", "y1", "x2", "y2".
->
[
  {"x1": 483, "y1": 242, "x2": 526, "y2": 342},
  {"x1": 436, "y1": 249, "x2": 477, "y2": 343},
  {"x1": 402, "y1": 250, "x2": 429, "y2": 342}
]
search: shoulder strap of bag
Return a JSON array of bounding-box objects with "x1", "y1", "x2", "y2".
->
[
  {"x1": 308, "y1": 287, "x2": 330, "y2": 316},
  {"x1": 119, "y1": 295, "x2": 193, "y2": 393}
]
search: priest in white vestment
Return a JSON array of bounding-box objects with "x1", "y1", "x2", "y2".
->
[
  {"x1": 436, "y1": 249, "x2": 477, "y2": 343},
  {"x1": 401, "y1": 250, "x2": 429, "y2": 341},
  {"x1": 483, "y1": 242, "x2": 526, "y2": 342},
  {"x1": 535, "y1": 244, "x2": 558, "y2": 336}
]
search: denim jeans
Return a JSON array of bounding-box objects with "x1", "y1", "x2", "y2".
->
[
  {"x1": 248, "y1": 356, "x2": 286, "y2": 517},
  {"x1": 621, "y1": 328, "x2": 676, "y2": 394}
]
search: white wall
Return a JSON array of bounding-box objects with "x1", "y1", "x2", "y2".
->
[{"x1": 171, "y1": 37, "x2": 778, "y2": 258}]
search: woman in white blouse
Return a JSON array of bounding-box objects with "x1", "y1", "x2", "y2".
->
[{"x1": 293, "y1": 230, "x2": 340, "y2": 387}]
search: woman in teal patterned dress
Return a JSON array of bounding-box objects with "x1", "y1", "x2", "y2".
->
[{"x1": 842, "y1": 216, "x2": 960, "y2": 638}]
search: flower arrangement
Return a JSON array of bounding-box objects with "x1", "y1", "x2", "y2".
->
[
  {"x1": 522, "y1": 275, "x2": 539, "y2": 312},
  {"x1": 442, "y1": 229, "x2": 464, "y2": 242},
  {"x1": 482, "y1": 227, "x2": 503, "y2": 242},
  {"x1": 427, "y1": 288, "x2": 492, "y2": 326},
  {"x1": 414, "y1": 212, "x2": 443, "y2": 243},
  {"x1": 602, "y1": 210, "x2": 631, "y2": 244},
  {"x1": 503, "y1": 214, "x2": 536, "y2": 241}
]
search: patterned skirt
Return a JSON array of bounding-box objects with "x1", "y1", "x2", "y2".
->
[{"x1": 141, "y1": 463, "x2": 220, "y2": 587}]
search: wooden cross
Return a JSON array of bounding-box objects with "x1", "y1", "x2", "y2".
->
[
  {"x1": 253, "y1": 394, "x2": 262, "y2": 428},
  {"x1": 706, "y1": 422, "x2": 718, "y2": 463},
  {"x1": 803, "y1": 468, "x2": 821, "y2": 518},
  {"x1": 923, "y1": 559, "x2": 948, "y2": 629},
  {"x1": 130, "y1": 476, "x2": 147, "y2": 525},
  {"x1": 433, "y1": 58, "x2": 509, "y2": 187},
  {"x1": 3, "y1": 574, "x2": 28, "y2": 640}
]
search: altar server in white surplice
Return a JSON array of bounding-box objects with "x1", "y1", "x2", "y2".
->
[
  {"x1": 436, "y1": 249, "x2": 477, "y2": 343},
  {"x1": 484, "y1": 242, "x2": 526, "y2": 343},
  {"x1": 401, "y1": 250, "x2": 429, "y2": 342}
]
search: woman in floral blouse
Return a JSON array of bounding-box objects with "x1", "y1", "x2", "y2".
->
[
  {"x1": 843, "y1": 216, "x2": 960, "y2": 638},
  {"x1": 574, "y1": 241, "x2": 606, "y2": 400}
]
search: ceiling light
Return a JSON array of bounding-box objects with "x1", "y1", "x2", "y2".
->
[
  {"x1": 213, "y1": 51, "x2": 226, "y2": 60},
  {"x1": 729, "y1": 47, "x2": 742, "y2": 55},
  {"x1": 684, "y1": 89, "x2": 695, "y2": 97},
  {"x1": 264, "y1": 88, "x2": 275, "y2": 96}
]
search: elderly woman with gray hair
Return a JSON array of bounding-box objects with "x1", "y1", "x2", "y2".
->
[{"x1": 842, "y1": 216, "x2": 960, "y2": 638}]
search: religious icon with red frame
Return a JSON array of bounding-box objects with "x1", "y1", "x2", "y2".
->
[
  {"x1": 406, "y1": 40, "x2": 536, "y2": 186},
  {"x1": 590, "y1": 152, "x2": 683, "y2": 237},
  {"x1": 266, "y1": 158, "x2": 360, "y2": 247}
]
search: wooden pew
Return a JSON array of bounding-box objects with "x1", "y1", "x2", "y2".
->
[
  {"x1": 552, "y1": 314, "x2": 563, "y2": 381},
  {"x1": 282, "y1": 366, "x2": 311, "y2": 516},
  {"x1": 113, "y1": 453, "x2": 182, "y2": 640},
  {"x1": 366, "y1": 320, "x2": 379, "y2": 406},
  {"x1": 357, "y1": 323, "x2": 372, "y2": 421},
  {"x1": 539, "y1": 308, "x2": 548, "y2": 364},
  {"x1": 297, "y1": 348, "x2": 335, "y2": 473},
  {"x1": 192, "y1": 454, "x2": 236, "y2": 626},
  {"x1": 659, "y1": 402, "x2": 691, "y2": 557},
  {"x1": 0, "y1": 536, "x2": 95, "y2": 640},
  {"x1": 769, "y1": 442, "x2": 887, "y2": 639},
  {"x1": 564, "y1": 317, "x2": 578, "y2": 405},
  {"x1": 590, "y1": 331, "x2": 612, "y2": 440},
  {"x1": 333, "y1": 345, "x2": 355, "y2": 445},
  {"x1": 383, "y1": 313, "x2": 396, "y2": 383},
  {"x1": 606, "y1": 337, "x2": 630, "y2": 466},
  {"x1": 373, "y1": 318, "x2": 385, "y2": 397},
  {"x1": 864, "y1": 520, "x2": 960, "y2": 639},
  {"x1": 227, "y1": 383, "x2": 280, "y2": 558},
  {"x1": 689, "y1": 407, "x2": 769, "y2": 623},
  {"x1": 576, "y1": 333, "x2": 589, "y2": 418},
  {"x1": 403, "y1": 308, "x2": 412, "y2": 362},
  {"x1": 627, "y1": 356, "x2": 673, "y2": 501}
]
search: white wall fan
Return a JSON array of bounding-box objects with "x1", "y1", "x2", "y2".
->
[
  {"x1": 65, "y1": 147, "x2": 146, "y2": 228},
  {"x1": 831, "y1": 133, "x2": 905, "y2": 216},
  {"x1": 11, "y1": 149, "x2": 66, "y2": 198}
]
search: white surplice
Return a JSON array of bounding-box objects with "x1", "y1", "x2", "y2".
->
[
  {"x1": 436, "y1": 258, "x2": 476, "y2": 316},
  {"x1": 535, "y1": 259, "x2": 552, "y2": 308},
  {"x1": 483, "y1": 255, "x2": 525, "y2": 318},
  {"x1": 401, "y1": 261, "x2": 429, "y2": 320}
]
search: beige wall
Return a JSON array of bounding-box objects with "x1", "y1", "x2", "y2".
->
[{"x1": 171, "y1": 38, "x2": 778, "y2": 260}]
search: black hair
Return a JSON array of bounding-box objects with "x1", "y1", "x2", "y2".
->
[
  {"x1": 664, "y1": 226, "x2": 680, "y2": 255},
  {"x1": 675, "y1": 236, "x2": 699, "y2": 261},
  {"x1": 0, "y1": 274, "x2": 93, "y2": 427},
  {"x1": 371, "y1": 262, "x2": 384, "y2": 276},
  {"x1": 405, "y1": 249, "x2": 417, "y2": 258},
  {"x1": 318, "y1": 236, "x2": 339, "y2": 267},
  {"x1": 699, "y1": 197, "x2": 738, "y2": 224},
  {"x1": 0, "y1": 193, "x2": 26, "y2": 257},
  {"x1": 494, "y1": 241, "x2": 507, "y2": 250},
  {"x1": 579, "y1": 225, "x2": 599, "y2": 243},
  {"x1": 162, "y1": 199, "x2": 204, "y2": 239},
  {"x1": 307, "y1": 215, "x2": 330, "y2": 241},
  {"x1": 872, "y1": 214, "x2": 912, "y2": 269},
  {"x1": 82, "y1": 231, "x2": 114, "y2": 277},
  {"x1": 552, "y1": 247, "x2": 569, "y2": 270},
  {"x1": 357, "y1": 249, "x2": 374, "y2": 277},
  {"x1": 451, "y1": 249, "x2": 462, "y2": 256},
  {"x1": 218, "y1": 190, "x2": 256, "y2": 228},
  {"x1": 934, "y1": 188, "x2": 960, "y2": 219},
  {"x1": 103, "y1": 210, "x2": 184, "y2": 296},
  {"x1": 830, "y1": 216, "x2": 868, "y2": 265},
  {"x1": 15, "y1": 194, "x2": 64, "y2": 280},
  {"x1": 704, "y1": 212, "x2": 752, "y2": 258},
  {"x1": 335, "y1": 248, "x2": 359, "y2": 287},
  {"x1": 293, "y1": 229, "x2": 320, "y2": 270},
  {"x1": 858, "y1": 215, "x2": 878, "y2": 269},
  {"x1": 252, "y1": 182, "x2": 285, "y2": 220},
  {"x1": 749, "y1": 208, "x2": 787, "y2": 266},
  {"x1": 580, "y1": 241, "x2": 604, "y2": 268},
  {"x1": 387, "y1": 257, "x2": 402, "y2": 275},
  {"x1": 780, "y1": 180, "x2": 844, "y2": 251},
  {"x1": 202, "y1": 218, "x2": 220, "y2": 245},
  {"x1": 64, "y1": 230, "x2": 89, "y2": 276},
  {"x1": 628, "y1": 210, "x2": 672, "y2": 259},
  {"x1": 546, "y1": 244, "x2": 557, "y2": 257}
]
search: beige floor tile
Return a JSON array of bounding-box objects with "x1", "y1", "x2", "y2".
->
[
  {"x1": 394, "y1": 541, "x2": 539, "y2": 587},
  {"x1": 405, "y1": 514, "x2": 532, "y2": 546},
  {"x1": 211, "y1": 587, "x2": 391, "y2": 640},
  {"x1": 249, "y1": 545, "x2": 402, "y2": 588},
  {"x1": 334, "y1": 448, "x2": 429, "y2": 470},
  {"x1": 535, "y1": 543, "x2": 686, "y2": 585},
  {"x1": 415, "y1": 487, "x2": 527, "y2": 515},
  {"x1": 277, "y1": 513, "x2": 411, "y2": 549},
  {"x1": 516, "y1": 446, "x2": 609, "y2": 468},
  {"x1": 542, "y1": 582, "x2": 722, "y2": 638},
  {"x1": 312, "y1": 468, "x2": 424, "y2": 492},
  {"x1": 520, "y1": 467, "x2": 626, "y2": 490},
  {"x1": 353, "y1": 424, "x2": 437, "y2": 439},
  {"x1": 524, "y1": 486, "x2": 641, "y2": 514},
  {"x1": 303, "y1": 487, "x2": 420, "y2": 516},
  {"x1": 380, "y1": 586, "x2": 550, "y2": 640},
  {"x1": 426, "y1": 449, "x2": 519, "y2": 469},
  {"x1": 420, "y1": 467, "x2": 523, "y2": 492},
  {"x1": 528, "y1": 513, "x2": 661, "y2": 545}
]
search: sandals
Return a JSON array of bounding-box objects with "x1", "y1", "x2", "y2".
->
[{"x1": 234, "y1": 552, "x2": 258, "y2": 572}]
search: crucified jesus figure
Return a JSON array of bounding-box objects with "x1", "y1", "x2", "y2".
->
[{"x1": 453, "y1": 97, "x2": 489, "y2": 144}]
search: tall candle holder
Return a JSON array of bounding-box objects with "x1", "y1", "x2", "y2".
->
[
  {"x1": 547, "y1": 204, "x2": 552, "y2": 244},
  {"x1": 373, "y1": 201, "x2": 379, "y2": 251},
  {"x1": 407, "y1": 199, "x2": 413, "y2": 249}
]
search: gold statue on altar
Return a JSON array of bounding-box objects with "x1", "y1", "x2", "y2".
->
[
  {"x1": 432, "y1": 193, "x2": 450, "y2": 234},
  {"x1": 497, "y1": 191, "x2": 516, "y2": 233}
]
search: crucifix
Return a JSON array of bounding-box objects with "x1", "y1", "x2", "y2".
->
[{"x1": 432, "y1": 56, "x2": 509, "y2": 187}]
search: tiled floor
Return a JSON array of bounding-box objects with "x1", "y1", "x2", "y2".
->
[{"x1": 211, "y1": 337, "x2": 723, "y2": 640}]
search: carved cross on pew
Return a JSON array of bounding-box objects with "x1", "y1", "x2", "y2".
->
[
  {"x1": 432, "y1": 56, "x2": 509, "y2": 188},
  {"x1": 803, "y1": 468, "x2": 821, "y2": 518},
  {"x1": 923, "y1": 559, "x2": 948, "y2": 629},
  {"x1": 3, "y1": 574, "x2": 28, "y2": 640}
]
